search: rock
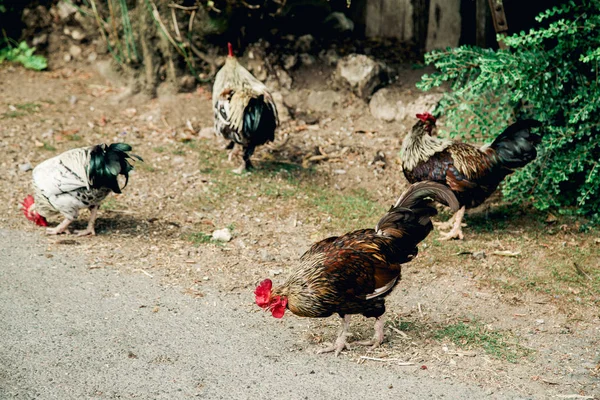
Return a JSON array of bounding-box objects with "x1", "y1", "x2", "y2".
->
[
  {"x1": 272, "y1": 92, "x2": 290, "y2": 123},
  {"x1": 299, "y1": 53, "x2": 315, "y2": 66},
  {"x1": 305, "y1": 90, "x2": 343, "y2": 112},
  {"x1": 274, "y1": 67, "x2": 292, "y2": 90},
  {"x1": 198, "y1": 127, "x2": 214, "y2": 138},
  {"x1": 212, "y1": 228, "x2": 232, "y2": 242},
  {"x1": 336, "y1": 54, "x2": 385, "y2": 99},
  {"x1": 324, "y1": 12, "x2": 355, "y2": 34},
  {"x1": 63, "y1": 53, "x2": 72, "y2": 63},
  {"x1": 395, "y1": 93, "x2": 443, "y2": 121},
  {"x1": 71, "y1": 29, "x2": 85, "y2": 41},
  {"x1": 32, "y1": 34, "x2": 48, "y2": 47},
  {"x1": 319, "y1": 49, "x2": 340, "y2": 66},
  {"x1": 69, "y1": 95, "x2": 78, "y2": 105},
  {"x1": 179, "y1": 75, "x2": 196, "y2": 92},
  {"x1": 19, "y1": 163, "x2": 33, "y2": 172},
  {"x1": 87, "y1": 52, "x2": 98, "y2": 63},
  {"x1": 369, "y1": 88, "x2": 397, "y2": 122},
  {"x1": 282, "y1": 54, "x2": 297, "y2": 70},
  {"x1": 69, "y1": 45, "x2": 82, "y2": 58},
  {"x1": 56, "y1": 1, "x2": 77, "y2": 20},
  {"x1": 295, "y1": 34, "x2": 314, "y2": 52}
]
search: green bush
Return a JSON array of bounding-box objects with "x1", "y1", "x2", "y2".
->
[
  {"x1": 418, "y1": 0, "x2": 600, "y2": 222},
  {"x1": 0, "y1": 40, "x2": 47, "y2": 71}
]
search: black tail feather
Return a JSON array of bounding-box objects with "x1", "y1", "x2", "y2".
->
[
  {"x1": 490, "y1": 119, "x2": 542, "y2": 169},
  {"x1": 88, "y1": 143, "x2": 143, "y2": 193},
  {"x1": 243, "y1": 95, "x2": 276, "y2": 146},
  {"x1": 376, "y1": 182, "x2": 459, "y2": 244}
]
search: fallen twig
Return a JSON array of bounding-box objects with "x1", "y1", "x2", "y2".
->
[
  {"x1": 492, "y1": 250, "x2": 521, "y2": 257},
  {"x1": 359, "y1": 356, "x2": 414, "y2": 366},
  {"x1": 133, "y1": 269, "x2": 154, "y2": 278}
]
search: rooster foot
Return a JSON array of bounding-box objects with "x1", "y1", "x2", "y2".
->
[
  {"x1": 316, "y1": 337, "x2": 351, "y2": 357},
  {"x1": 74, "y1": 228, "x2": 96, "y2": 237},
  {"x1": 228, "y1": 146, "x2": 241, "y2": 163},
  {"x1": 45, "y1": 218, "x2": 73, "y2": 235},
  {"x1": 355, "y1": 318, "x2": 385, "y2": 351},
  {"x1": 45, "y1": 228, "x2": 71, "y2": 235},
  {"x1": 433, "y1": 220, "x2": 453, "y2": 231},
  {"x1": 438, "y1": 226, "x2": 465, "y2": 241}
]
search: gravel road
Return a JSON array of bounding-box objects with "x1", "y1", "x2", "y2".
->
[{"x1": 0, "y1": 229, "x2": 525, "y2": 399}]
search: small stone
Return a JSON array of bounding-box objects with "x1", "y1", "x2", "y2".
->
[
  {"x1": 333, "y1": 169, "x2": 347, "y2": 175},
  {"x1": 536, "y1": 319, "x2": 545, "y2": 324},
  {"x1": 212, "y1": 228, "x2": 232, "y2": 242},
  {"x1": 274, "y1": 67, "x2": 292, "y2": 90},
  {"x1": 319, "y1": 49, "x2": 340, "y2": 66},
  {"x1": 71, "y1": 29, "x2": 85, "y2": 41},
  {"x1": 69, "y1": 45, "x2": 82, "y2": 58},
  {"x1": 299, "y1": 53, "x2": 315, "y2": 66},
  {"x1": 56, "y1": 1, "x2": 77, "y2": 20},
  {"x1": 369, "y1": 88, "x2": 397, "y2": 122},
  {"x1": 69, "y1": 95, "x2": 78, "y2": 105},
  {"x1": 87, "y1": 52, "x2": 98, "y2": 63},
  {"x1": 295, "y1": 34, "x2": 314, "y2": 52},
  {"x1": 336, "y1": 54, "x2": 386, "y2": 99},
  {"x1": 282, "y1": 54, "x2": 297, "y2": 70},
  {"x1": 63, "y1": 53, "x2": 72, "y2": 63},
  {"x1": 19, "y1": 163, "x2": 33, "y2": 172},
  {"x1": 32, "y1": 34, "x2": 48, "y2": 46}
]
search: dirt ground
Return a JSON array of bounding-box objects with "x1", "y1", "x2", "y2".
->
[{"x1": 0, "y1": 57, "x2": 599, "y2": 399}]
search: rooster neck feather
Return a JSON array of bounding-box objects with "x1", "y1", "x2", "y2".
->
[{"x1": 402, "y1": 125, "x2": 452, "y2": 171}]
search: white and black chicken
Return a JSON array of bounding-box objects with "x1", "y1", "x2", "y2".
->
[{"x1": 21, "y1": 143, "x2": 142, "y2": 236}]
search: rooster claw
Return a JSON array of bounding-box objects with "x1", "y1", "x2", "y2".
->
[
  {"x1": 438, "y1": 228, "x2": 464, "y2": 241},
  {"x1": 75, "y1": 229, "x2": 96, "y2": 237},
  {"x1": 316, "y1": 339, "x2": 351, "y2": 357}
]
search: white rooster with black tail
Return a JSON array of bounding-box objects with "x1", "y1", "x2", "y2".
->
[
  {"x1": 21, "y1": 143, "x2": 142, "y2": 236},
  {"x1": 212, "y1": 43, "x2": 279, "y2": 173}
]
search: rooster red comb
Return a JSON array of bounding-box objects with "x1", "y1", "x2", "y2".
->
[
  {"x1": 255, "y1": 279, "x2": 272, "y2": 308},
  {"x1": 21, "y1": 195, "x2": 48, "y2": 227},
  {"x1": 227, "y1": 42, "x2": 234, "y2": 57},
  {"x1": 416, "y1": 112, "x2": 436, "y2": 123}
]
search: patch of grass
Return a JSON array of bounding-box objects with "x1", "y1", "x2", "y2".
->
[
  {"x1": 435, "y1": 321, "x2": 532, "y2": 363},
  {"x1": 153, "y1": 147, "x2": 165, "y2": 153},
  {"x1": 172, "y1": 149, "x2": 186, "y2": 156},
  {"x1": 14, "y1": 102, "x2": 41, "y2": 112},
  {"x1": 100, "y1": 198, "x2": 119, "y2": 211},
  {"x1": 310, "y1": 187, "x2": 384, "y2": 230},
  {"x1": 68, "y1": 134, "x2": 82, "y2": 141},
  {"x1": 188, "y1": 232, "x2": 218, "y2": 245},
  {"x1": 42, "y1": 142, "x2": 56, "y2": 151},
  {"x1": 1, "y1": 111, "x2": 26, "y2": 119},
  {"x1": 1, "y1": 102, "x2": 41, "y2": 119},
  {"x1": 136, "y1": 162, "x2": 156, "y2": 172}
]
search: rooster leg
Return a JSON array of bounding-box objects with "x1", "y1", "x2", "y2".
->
[
  {"x1": 439, "y1": 206, "x2": 466, "y2": 241},
  {"x1": 75, "y1": 206, "x2": 98, "y2": 236},
  {"x1": 233, "y1": 145, "x2": 255, "y2": 174},
  {"x1": 227, "y1": 144, "x2": 241, "y2": 163},
  {"x1": 433, "y1": 213, "x2": 456, "y2": 231},
  {"x1": 355, "y1": 317, "x2": 385, "y2": 350},
  {"x1": 46, "y1": 218, "x2": 73, "y2": 235},
  {"x1": 317, "y1": 315, "x2": 352, "y2": 357}
]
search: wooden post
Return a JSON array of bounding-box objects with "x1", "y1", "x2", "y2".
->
[
  {"x1": 475, "y1": 0, "x2": 487, "y2": 47},
  {"x1": 488, "y1": 0, "x2": 508, "y2": 49}
]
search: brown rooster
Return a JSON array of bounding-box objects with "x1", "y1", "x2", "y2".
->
[
  {"x1": 255, "y1": 182, "x2": 459, "y2": 356},
  {"x1": 401, "y1": 113, "x2": 542, "y2": 240},
  {"x1": 212, "y1": 43, "x2": 279, "y2": 173}
]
